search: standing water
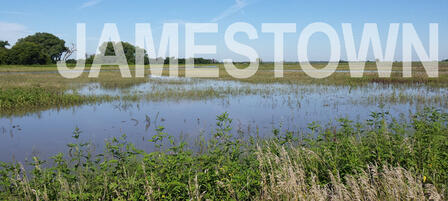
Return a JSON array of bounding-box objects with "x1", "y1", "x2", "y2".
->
[{"x1": 0, "y1": 77, "x2": 447, "y2": 162}]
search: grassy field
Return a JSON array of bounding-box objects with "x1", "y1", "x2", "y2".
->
[
  {"x1": 0, "y1": 109, "x2": 446, "y2": 200},
  {"x1": 1, "y1": 62, "x2": 448, "y2": 116},
  {"x1": 2, "y1": 62, "x2": 448, "y2": 86}
]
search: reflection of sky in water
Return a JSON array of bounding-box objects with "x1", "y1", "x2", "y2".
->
[{"x1": 0, "y1": 77, "x2": 447, "y2": 162}]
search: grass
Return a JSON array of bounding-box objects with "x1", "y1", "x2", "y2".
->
[
  {"x1": 0, "y1": 70, "x2": 147, "y2": 116},
  {"x1": 364, "y1": 90, "x2": 448, "y2": 107},
  {"x1": 1, "y1": 62, "x2": 448, "y2": 86},
  {"x1": 0, "y1": 109, "x2": 446, "y2": 200},
  {"x1": 1, "y1": 65, "x2": 447, "y2": 117},
  {"x1": 0, "y1": 71, "x2": 148, "y2": 90},
  {"x1": 0, "y1": 87, "x2": 117, "y2": 116},
  {"x1": 1, "y1": 61, "x2": 447, "y2": 71}
]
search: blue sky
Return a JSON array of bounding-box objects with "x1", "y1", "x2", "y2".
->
[{"x1": 0, "y1": 0, "x2": 447, "y2": 61}]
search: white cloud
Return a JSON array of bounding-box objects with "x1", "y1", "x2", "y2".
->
[
  {"x1": 211, "y1": 0, "x2": 249, "y2": 22},
  {"x1": 80, "y1": 0, "x2": 103, "y2": 8},
  {"x1": 0, "y1": 22, "x2": 29, "y2": 45}
]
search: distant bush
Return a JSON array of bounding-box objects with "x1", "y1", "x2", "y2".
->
[
  {"x1": 65, "y1": 59, "x2": 77, "y2": 64},
  {"x1": 82, "y1": 41, "x2": 219, "y2": 65}
]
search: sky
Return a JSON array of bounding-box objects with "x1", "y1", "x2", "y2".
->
[{"x1": 0, "y1": 0, "x2": 447, "y2": 61}]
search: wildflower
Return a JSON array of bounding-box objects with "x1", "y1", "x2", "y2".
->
[{"x1": 423, "y1": 176, "x2": 427, "y2": 182}]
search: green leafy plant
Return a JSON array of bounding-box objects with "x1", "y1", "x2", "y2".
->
[{"x1": 0, "y1": 109, "x2": 446, "y2": 200}]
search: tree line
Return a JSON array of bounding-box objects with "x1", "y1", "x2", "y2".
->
[
  {"x1": 0, "y1": 33, "x2": 220, "y2": 65},
  {"x1": 79, "y1": 42, "x2": 220, "y2": 65}
]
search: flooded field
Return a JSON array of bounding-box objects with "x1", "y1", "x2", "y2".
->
[
  {"x1": 1, "y1": 76, "x2": 447, "y2": 162},
  {"x1": 2, "y1": 0, "x2": 448, "y2": 199}
]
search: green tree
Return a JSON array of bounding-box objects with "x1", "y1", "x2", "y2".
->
[
  {"x1": 0, "y1": 41, "x2": 9, "y2": 49},
  {"x1": 7, "y1": 42, "x2": 50, "y2": 65},
  {"x1": 98, "y1": 41, "x2": 148, "y2": 64},
  {"x1": 0, "y1": 41, "x2": 9, "y2": 64},
  {"x1": 17, "y1": 32, "x2": 67, "y2": 63},
  {"x1": 0, "y1": 50, "x2": 7, "y2": 65}
]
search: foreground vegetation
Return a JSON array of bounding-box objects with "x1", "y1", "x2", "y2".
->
[{"x1": 0, "y1": 109, "x2": 446, "y2": 200}]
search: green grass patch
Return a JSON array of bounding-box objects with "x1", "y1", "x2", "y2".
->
[{"x1": 0, "y1": 87, "x2": 116, "y2": 116}]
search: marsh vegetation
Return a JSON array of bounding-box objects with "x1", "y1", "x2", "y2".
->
[
  {"x1": 0, "y1": 63, "x2": 447, "y2": 200},
  {"x1": 0, "y1": 109, "x2": 447, "y2": 200}
]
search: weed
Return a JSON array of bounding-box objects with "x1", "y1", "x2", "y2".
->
[{"x1": 0, "y1": 109, "x2": 446, "y2": 200}]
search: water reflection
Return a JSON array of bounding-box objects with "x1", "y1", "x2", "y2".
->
[{"x1": 0, "y1": 77, "x2": 447, "y2": 162}]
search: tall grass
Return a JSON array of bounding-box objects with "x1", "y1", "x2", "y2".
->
[
  {"x1": 0, "y1": 109, "x2": 446, "y2": 200},
  {"x1": 0, "y1": 87, "x2": 115, "y2": 116},
  {"x1": 257, "y1": 145, "x2": 443, "y2": 200}
]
